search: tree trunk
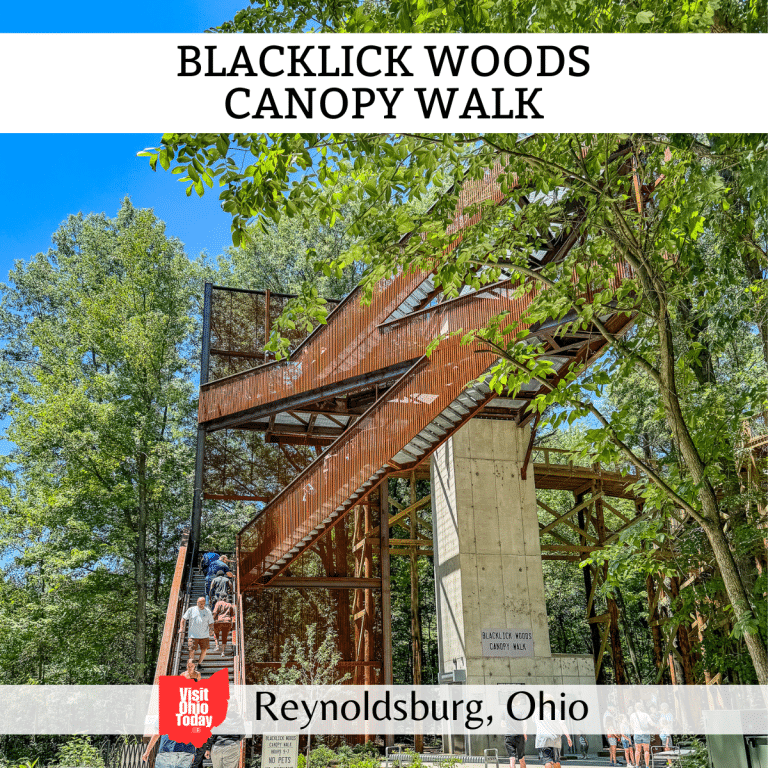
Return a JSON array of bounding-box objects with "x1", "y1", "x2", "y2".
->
[
  {"x1": 646, "y1": 574, "x2": 667, "y2": 682},
  {"x1": 614, "y1": 587, "x2": 643, "y2": 684},
  {"x1": 135, "y1": 451, "x2": 148, "y2": 683},
  {"x1": 655, "y1": 300, "x2": 768, "y2": 684},
  {"x1": 704, "y1": 519, "x2": 768, "y2": 683},
  {"x1": 149, "y1": 515, "x2": 161, "y2": 667}
]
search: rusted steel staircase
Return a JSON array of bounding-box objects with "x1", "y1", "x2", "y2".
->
[
  {"x1": 153, "y1": 539, "x2": 238, "y2": 684},
  {"x1": 197, "y1": 172, "x2": 637, "y2": 593},
  {"x1": 151, "y1": 537, "x2": 247, "y2": 765}
]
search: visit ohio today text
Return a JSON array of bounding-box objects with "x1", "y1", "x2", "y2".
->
[
  {"x1": 253, "y1": 689, "x2": 589, "y2": 730},
  {"x1": 177, "y1": 43, "x2": 590, "y2": 120}
]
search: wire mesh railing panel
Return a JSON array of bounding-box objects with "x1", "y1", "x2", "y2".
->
[
  {"x1": 200, "y1": 172, "x2": 509, "y2": 426},
  {"x1": 208, "y1": 286, "x2": 341, "y2": 381},
  {"x1": 242, "y1": 586, "x2": 383, "y2": 685}
]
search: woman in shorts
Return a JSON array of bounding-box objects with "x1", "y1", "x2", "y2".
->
[
  {"x1": 659, "y1": 703, "x2": 673, "y2": 764},
  {"x1": 618, "y1": 713, "x2": 634, "y2": 768},
  {"x1": 630, "y1": 703, "x2": 654, "y2": 768}
]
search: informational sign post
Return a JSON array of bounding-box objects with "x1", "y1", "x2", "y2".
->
[
  {"x1": 262, "y1": 735, "x2": 300, "y2": 768},
  {"x1": 481, "y1": 629, "x2": 534, "y2": 658}
]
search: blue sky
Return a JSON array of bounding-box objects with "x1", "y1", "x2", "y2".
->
[
  {"x1": 0, "y1": 134, "x2": 236, "y2": 280},
  {"x1": 1, "y1": 0, "x2": 252, "y2": 275},
  {"x1": 3, "y1": 0, "x2": 245, "y2": 32},
  {"x1": 2, "y1": 1, "x2": 255, "y2": 459}
]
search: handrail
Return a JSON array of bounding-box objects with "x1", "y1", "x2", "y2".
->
[
  {"x1": 531, "y1": 446, "x2": 642, "y2": 478},
  {"x1": 172, "y1": 559, "x2": 195, "y2": 679},
  {"x1": 234, "y1": 539, "x2": 247, "y2": 768},
  {"x1": 152, "y1": 528, "x2": 190, "y2": 684}
]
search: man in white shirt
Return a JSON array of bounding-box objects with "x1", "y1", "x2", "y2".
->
[{"x1": 180, "y1": 596, "x2": 215, "y2": 667}]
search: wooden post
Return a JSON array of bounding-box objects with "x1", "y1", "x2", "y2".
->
[
  {"x1": 578, "y1": 495, "x2": 605, "y2": 683},
  {"x1": 380, "y1": 482, "x2": 395, "y2": 748},
  {"x1": 595, "y1": 489, "x2": 627, "y2": 684},
  {"x1": 607, "y1": 597, "x2": 627, "y2": 684},
  {"x1": 410, "y1": 472, "x2": 423, "y2": 753}
]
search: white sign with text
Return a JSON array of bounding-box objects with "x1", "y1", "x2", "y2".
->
[
  {"x1": 262, "y1": 734, "x2": 299, "y2": 768},
  {"x1": 481, "y1": 628, "x2": 534, "y2": 658},
  {"x1": 0, "y1": 34, "x2": 766, "y2": 131}
]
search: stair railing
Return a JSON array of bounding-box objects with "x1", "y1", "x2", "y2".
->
[
  {"x1": 234, "y1": 539, "x2": 247, "y2": 768},
  {"x1": 153, "y1": 528, "x2": 191, "y2": 683}
]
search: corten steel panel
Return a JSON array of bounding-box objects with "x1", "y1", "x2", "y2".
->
[
  {"x1": 237, "y1": 264, "x2": 632, "y2": 586},
  {"x1": 199, "y1": 172, "x2": 507, "y2": 426}
]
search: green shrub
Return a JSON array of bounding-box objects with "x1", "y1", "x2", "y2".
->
[
  {"x1": 677, "y1": 739, "x2": 709, "y2": 768},
  {"x1": 352, "y1": 742, "x2": 379, "y2": 758},
  {"x1": 350, "y1": 756, "x2": 380, "y2": 768},
  {"x1": 55, "y1": 736, "x2": 105, "y2": 767},
  {"x1": 307, "y1": 745, "x2": 336, "y2": 768}
]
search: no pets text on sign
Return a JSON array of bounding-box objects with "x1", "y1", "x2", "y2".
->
[
  {"x1": 262, "y1": 735, "x2": 299, "y2": 768},
  {"x1": 481, "y1": 629, "x2": 534, "y2": 658}
]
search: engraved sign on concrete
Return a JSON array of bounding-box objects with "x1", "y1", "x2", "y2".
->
[
  {"x1": 262, "y1": 735, "x2": 299, "y2": 768},
  {"x1": 481, "y1": 628, "x2": 534, "y2": 657}
]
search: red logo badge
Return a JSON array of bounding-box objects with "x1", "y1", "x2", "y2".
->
[{"x1": 159, "y1": 668, "x2": 230, "y2": 747}]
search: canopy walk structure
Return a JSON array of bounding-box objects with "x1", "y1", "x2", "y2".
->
[
  {"x1": 183, "y1": 167, "x2": 651, "y2": 693},
  {"x1": 148, "y1": 158, "x2": 767, "y2": 764}
]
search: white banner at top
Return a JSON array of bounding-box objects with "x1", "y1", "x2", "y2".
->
[{"x1": 0, "y1": 33, "x2": 766, "y2": 132}]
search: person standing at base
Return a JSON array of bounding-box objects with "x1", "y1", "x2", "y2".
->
[
  {"x1": 205, "y1": 698, "x2": 246, "y2": 768},
  {"x1": 504, "y1": 732, "x2": 527, "y2": 768},
  {"x1": 630, "y1": 702, "x2": 654, "y2": 768},
  {"x1": 618, "y1": 712, "x2": 635, "y2": 768},
  {"x1": 659, "y1": 702, "x2": 674, "y2": 758},
  {"x1": 180, "y1": 596, "x2": 215, "y2": 668},
  {"x1": 604, "y1": 705, "x2": 623, "y2": 766},
  {"x1": 535, "y1": 694, "x2": 572, "y2": 768},
  {"x1": 191, "y1": 735, "x2": 215, "y2": 768},
  {"x1": 141, "y1": 735, "x2": 196, "y2": 767}
]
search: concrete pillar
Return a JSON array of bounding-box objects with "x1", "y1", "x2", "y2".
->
[{"x1": 431, "y1": 418, "x2": 595, "y2": 753}]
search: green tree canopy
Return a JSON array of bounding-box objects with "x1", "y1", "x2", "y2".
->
[
  {"x1": 0, "y1": 199, "x2": 202, "y2": 683},
  {"x1": 214, "y1": 0, "x2": 764, "y2": 34}
]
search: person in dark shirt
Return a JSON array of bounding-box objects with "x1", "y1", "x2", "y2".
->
[
  {"x1": 205, "y1": 700, "x2": 245, "y2": 768},
  {"x1": 205, "y1": 556, "x2": 231, "y2": 604},
  {"x1": 210, "y1": 572, "x2": 234, "y2": 604},
  {"x1": 142, "y1": 734, "x2": 196, "y2": 767}
]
